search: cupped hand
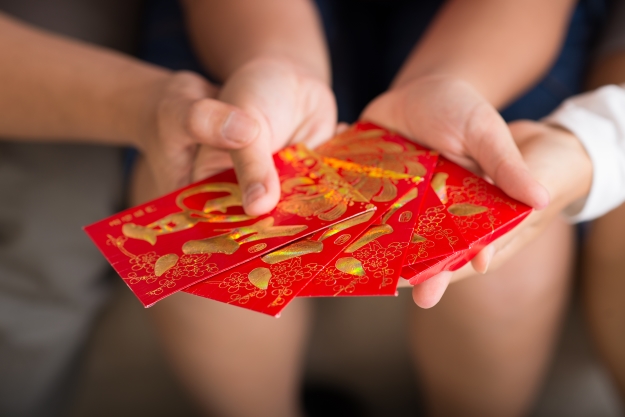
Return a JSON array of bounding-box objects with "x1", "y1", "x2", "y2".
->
[
  {"x1": 409, "y1": 120, "x2": 593, "y2": 308},
  {"x1": 192, "y1": 57, "x2": 337, "y2": 216},
  {"x1": 138, "y1": 70, "x2": 260, "y2": 195},
  {"x1": 362, "y1": 75, "x2": 550, "y2": 209}
]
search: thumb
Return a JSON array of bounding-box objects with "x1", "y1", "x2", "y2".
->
[
  {"x1": 463, "y1": 103, "x2": 550, "y2": 209},
  {"x1": 184, "y1": 99, "x2": 260, "y2": 149},
  {"x1": 230, "y1": 133, "x2": 281, "y2": 216}
]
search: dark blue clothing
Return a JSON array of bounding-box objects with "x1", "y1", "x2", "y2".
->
[{"x1": 140, "y1": 0, "x2": 606, "y2": 122}]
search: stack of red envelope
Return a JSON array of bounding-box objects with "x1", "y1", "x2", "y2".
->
[{"x1": 85, "y1": 122, "x2": 532, "y2": 316}]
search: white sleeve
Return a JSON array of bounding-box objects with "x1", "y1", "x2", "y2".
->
[{"x1": 542, "y1": 84, "x2": 625, "y2": 223}]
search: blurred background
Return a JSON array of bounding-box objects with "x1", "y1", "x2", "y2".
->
[{"x1": 66, "y1": 278, "x2": 624, "y2": 417}]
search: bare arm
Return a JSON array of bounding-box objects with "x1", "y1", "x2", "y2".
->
[
  {"x1": 0, "y1": 12, "x2": 260, "y2": 193},
  {"x1": 179, "y1": 0, "x2": 336, "y2": 215},
  {"x1": 0, "y1": 12, "x2": 166, "y2": 146},
  {"x1": 394, "y1": 0, "x2": 577, "y2": 108},
  {"x1": 181, "y1": 0, "x2": 329, "y2": 83}
]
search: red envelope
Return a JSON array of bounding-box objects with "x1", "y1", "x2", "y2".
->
[
  {"x1": 400, "y1": 185, "x2": 469, "y2": 283},
  {"x1": 84, "y1": 145, "x2": 374, "y2": 307},
  {"x1": 298, "y1": 186, "x2": 426, "y2": 297},
  {"x1": 297, "y1": 122, "x2": 439, "y2": 297},
  {"x1": 184, "y1": 210, "x2": 378, "y2": 316},
  {"x1": 186, "y1": 122, "x2": 437, "y2": 315},
  {"x1": 403, "y1": 158, "x2": 532, "y2": 285}
]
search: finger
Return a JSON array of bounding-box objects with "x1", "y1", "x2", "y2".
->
[
  {"x1": 186, "y1": 99, "x2": 260, "y2": 149},
  {"x1": 411, "y1": 271, "x2": 453, "y2": 308},
  {"x1": 470, "y1": 244, "x2": 495, "y2": 274},
  {"x1": 465, "y1": 103, "x2": 550, "y2": 209},
  {"x1": 230, "y1": 136, "x2": 281, "y2": 217},
  {"x1": 335, "y1": 122, "x2": 350, "y2": 135}
]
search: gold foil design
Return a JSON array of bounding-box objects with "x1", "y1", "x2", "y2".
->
[
  {"x1": 182, "y1": 217, "x2": 308, "y2": 255},
  {"x1": 334, "y1": 234, "x2": 351, "y2": 245},
  {"x1": 448, "y1": 203, "x2": 488, "y2": 217},
  {"x1": 260, "y1": 240, "x2": 324, "y2": 265},
  {"x1": 277, "y1": 146, "x2": 370, "y2": 222},
  {"x1": 335, "y1": 257, "x2": 365, "y2": 276},
  {"x1": 154, "y1": 254, "x2": 179, "y2": 277},
  {"x1": 248, "y1": 267, "x2": 272, "y2": 290},
  {"x1": 373, "y1": 178, "x2": 398, "y2": 202},
  {"x1": 411, "y1": 234, "x2": 427, "y2": 244},
  {"x1": 248, "y1": 243, "x2": 267, "y2": 253},
  {"x1": 176, "y1": 182, "x2": 243, "y2": 216},
  {"x1": 322, "y1": 157, "x2": 419, "y2": 183},
  {"x1": 399, "y1": 211, "x2": 413, "y2": 223},
  {"x1": 381, "y1": 188, "x2": 418, "y2": 224},
  {"x1": 432, "y1": 173, "x2": 449, "y2": 204},
  {"x1": 122, "y1": 223, "x2": 159, "y2": 246},
  {"x1": 345, "y1": 224, "x2": 394, "y2": 253},
  {"x1": 122, "y1": 182, "x2": 252, "y2": 245},
  {"x1": 183, "y1": 234, "x2": 240, "y2": 255},
  {"x1": 317, "y1": 211, "x2": 375, "y2": 242}
]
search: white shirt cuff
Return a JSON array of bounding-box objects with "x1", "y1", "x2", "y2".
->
[{"x1": 543, "y1": 85, "x2": 625, "y2": 223}]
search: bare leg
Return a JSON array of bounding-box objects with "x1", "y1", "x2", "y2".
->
[
  {"x1": 583, "y1": 203, "x2": 625, "y2": 399},
  {"x1": 408, "y1": 218, "x2": 574, "y2": 417},
  {"x1": 132, "y1": 158, "x2": 310, "y2": 417},
  {"x1": 150, "y1": 293, "x2": 311, "y2": 417}
]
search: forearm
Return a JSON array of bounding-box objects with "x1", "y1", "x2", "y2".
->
[
  {"x1": 0, "y1": 13, "x2": 170, "y2": 147},
  {"x1": 393, "y1": 0, "x2": 576, "y2": 108},
  {"x1": 180, "y1": 0, "x2": 329, "y2": 83}
]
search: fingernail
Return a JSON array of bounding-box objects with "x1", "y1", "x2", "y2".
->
[
  {"x1": 222, "y1": 112, "x2": 259, "y2": 144},
  {"x1": 244, "y1": 183, "x2": 267, "y2": 208}
]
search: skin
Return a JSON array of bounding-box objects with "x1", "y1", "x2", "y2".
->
[
  {"x1": 358, "y1": 0, "x2": 579, "y2": 415},
  {"x1": 0, "y1": 12, "x2": 260, "y2": 194},
  {"x1": 143, "y1": 0, "x2": 583, "y2": 416},
  {"x1": 180, "y1": 0, "x2": 336, "y2": 216},
  {"x1": 583, "y1": 51, "x2": 625, "y2": 400},
  {"x1": 145, "y1": 1, "x2": 334, "y2": 416}
]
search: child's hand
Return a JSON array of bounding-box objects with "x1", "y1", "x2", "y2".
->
[
  {"x1": 138, "y1": 71, "x2": 260, "y2": 195},
  {"x1": 409, "y1": 120, "x2": 592, "y2": 308},
  {"x1": 362, "y1": 75, "x2": 550, "y2": 209},
  {"x1": 192, "y1": 57, "x2": 337, "y2": 216}
]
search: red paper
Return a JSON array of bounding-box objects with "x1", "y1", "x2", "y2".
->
[
  {"x1": 403, "y1": 158, "x2": 532, "y2": 285},
  {"x1": 400, "y1": 185, "x2": 469, "y2": 283},
  {"x1": 84, "y1": 145, "x2": 373, "y2": 307},
  {"x1": 186, "y1": 122, "x2": 437, "y2": 314},
  {"x1": 298, "y1": 122, "x2": 438, "y2": 297}
]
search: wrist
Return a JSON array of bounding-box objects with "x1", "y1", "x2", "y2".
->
[
  {"x1": 545, "y1": 124, "x2": 593, "y2": 211},
  {"x1": 113, "y1": 65, "x2": 173, "y2": 151},
  {"x1": 233, "y1": 55, "x2": 330, "y2": 86}
]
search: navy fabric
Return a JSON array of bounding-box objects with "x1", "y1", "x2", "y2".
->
[{"x1": 140, "y1": 0, "x2": 606, "y2": 122}]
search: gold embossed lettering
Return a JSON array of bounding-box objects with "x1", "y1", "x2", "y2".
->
[
  {"x1": 334, "y1": 234, "x2": 351, "y2": 245},
  {"x1": 381, "y1": 188, "x2": 418, "y2": 224},
  {"x1": 345, "y1": 224, "x2": 394, "y2": 253},
  {"x1": 261, "y1": 240, "x2": 324, "y2": 264},
  {"x1": 318, "y1": 211, "x2": 376, "y2": 242},
  {"x1": 248, "y1": 267, "x2": 272, "y2": 290},
  {"x1": 335, "y1": 257, "x2": 365, "y2": 276},
  {"x1": 448, "y1": 203, "x2": 488, "y2": 217},
  {"x1": 154, "y1": 254, "x2": 179, "y2": 277},
  {"x1": 399, "y1": 211, "x2": 413, "y2": 223},
  {"x1": 432, "y1": 173, "x2": 449, "y2": 204},
  {"x1": 182, "y1": 217, "x2": 307, "y2": 255}
]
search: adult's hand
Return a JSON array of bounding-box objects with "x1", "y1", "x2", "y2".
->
[
  {"x1": 362, "y1": 75, "x2": 550, "y2": 209},
  {"x1": 193, "y1": 57, "x2": 337, "y2": 216},
  {"x1": 137, "y1": 70, "x2": 260, "y2": 195},
  {"x1": 409, "y1": 120, "x2": 592, "y2": 308}
]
